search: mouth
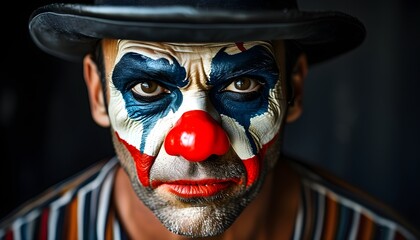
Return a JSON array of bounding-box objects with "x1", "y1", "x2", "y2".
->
[{"x1": 151, "y1": 179, "x2": 241, "y2": 198}]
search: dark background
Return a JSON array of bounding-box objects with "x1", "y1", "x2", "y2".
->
[{"x1": 1, "y1": 0, "x2": 419, "y2": 232}]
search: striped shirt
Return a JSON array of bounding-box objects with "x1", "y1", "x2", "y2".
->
[
  {"x1": 0, "y1": 157, "x2": 418, "y2": 239},
  {"x1": 0, "y1": 157, "x2": 128, "y2": 240},
  {"x1": 290, "y1": 160, "x2": 419, "y2": 240}
]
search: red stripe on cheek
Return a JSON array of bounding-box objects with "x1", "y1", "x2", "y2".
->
[
  {"x1": 242, "y1": 133, "x2": 279, "y2": 186},
  {"x1": 243, "y1": 156, "x2": 260, "y2": 186},
  {"x1": 115, "y1": 132, "x2": 155, "y2": 187}
]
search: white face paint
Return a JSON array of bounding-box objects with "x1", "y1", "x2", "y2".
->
[{"x1": 105, "y1": 40, "x2": 287, "y2": 237}]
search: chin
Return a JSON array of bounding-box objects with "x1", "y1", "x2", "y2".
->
[
  {"x1": 131, "y1": 183, "x2": 249, "y2": 237},
  {"x1": 133, "y1": 172, "x2": 267, "y2": 238},
  {"x1": 154, "y1": 202, "x2": 245, "y2": 237}
]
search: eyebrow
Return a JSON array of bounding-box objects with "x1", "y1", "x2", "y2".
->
[
  {"x1": 209, "y1": 45, "x2": 279, "y2": 85},
  {"x1": 112, "y1": 52, "x2": 188, "y2": 91}
]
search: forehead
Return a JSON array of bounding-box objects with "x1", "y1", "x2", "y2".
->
[{"x1": 101, "y1": 39, "x2": 284, "y2": 69}]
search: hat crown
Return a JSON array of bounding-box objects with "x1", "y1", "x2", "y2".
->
[
  {"x1": 94, "y1": 0, "x2": 298, "y2": 11},
  {"x1": 29, "y1": 0, "x2": 365, "y2": 63}
]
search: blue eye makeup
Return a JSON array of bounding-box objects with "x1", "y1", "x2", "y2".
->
[
  {"x1": 209, "y1": 45, "x2": 280, "y2": 118},
  {"x1": 208, "y1": 45, "x2": 280, "y2": 154},
  {"x1": 112, "y1": 52, "x2": 187, "y2": 119}
]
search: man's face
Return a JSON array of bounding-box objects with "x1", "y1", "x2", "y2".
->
[{"x1": 103, "y1": 40, "x2": 288, "y2": 237}]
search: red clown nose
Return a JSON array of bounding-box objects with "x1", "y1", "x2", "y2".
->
[{"x1": 164, "y1": 110, "x2": 230, "y2": 162}]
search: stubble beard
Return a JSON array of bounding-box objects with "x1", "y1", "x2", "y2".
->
[
  {"x1": 112, "y1": 130, "x2": 275, "y2": 237},
  {"x1": 129, "y1": 166, "x2": 267, "y2": 238}
]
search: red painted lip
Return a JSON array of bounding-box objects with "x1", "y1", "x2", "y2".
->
[{"x1": 152, "y1": 179, "x2": 240, "y2": 198}]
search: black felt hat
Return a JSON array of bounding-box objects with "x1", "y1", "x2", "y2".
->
[{"x1": 28, "y1": 0, "x2": 366, "y2": 64}]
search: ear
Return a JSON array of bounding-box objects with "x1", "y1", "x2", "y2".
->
[
  {"x1": 83, "y1": 54, "x2": 110, "y2": 127},
  {"x1": 286, "y1": 53, "x2": 308, "y2": 123}
]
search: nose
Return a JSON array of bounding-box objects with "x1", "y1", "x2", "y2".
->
[{"x1": 164, "y1": 110, "x2": 230, "y2": 162}]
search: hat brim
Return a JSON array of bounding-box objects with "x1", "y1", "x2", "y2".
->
[{"x1": 29, "y1": 4, "x2": 366, "y2": 64}]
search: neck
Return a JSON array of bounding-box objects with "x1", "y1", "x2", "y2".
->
[{"x1": 112, "y1": 158, "x2": 301, "y2": 240}]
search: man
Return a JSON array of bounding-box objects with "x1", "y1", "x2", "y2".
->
[{"x1": 0, "y1": 0, "x2": 418, "y2": 239}]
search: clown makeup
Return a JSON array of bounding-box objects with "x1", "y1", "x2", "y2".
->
[{"x1": 105, "y1": 40, "x2": 288, "y2": 237}]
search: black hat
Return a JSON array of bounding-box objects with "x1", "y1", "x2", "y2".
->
[{"x1": 28, "y1": 0, "x2": 366, "y2": 64}]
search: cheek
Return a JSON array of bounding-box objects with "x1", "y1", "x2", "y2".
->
[
  {"x1": 223, "y1": 81, "x2": 285, "y2": 155},
  {"x1": 248, "y1": 84, "x2": 285, "y2": 146},
  {"x1": 114, "y1": 131, "x2": 155, "y2": 187},
  {"x1": 222, "y1": 82, "x2": 286, "y2": 186},
  {"x1": 108, "y1": 84, "x2": 176, "y2": 155},
  {"x1": 108, "y1": 85, "x2": 177, "y2": 187},
  {"x1": 108, "y1": 85, "x2": 143, "y2": 148}
]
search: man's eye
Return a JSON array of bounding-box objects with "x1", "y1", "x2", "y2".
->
[
  {"x1": 131, "y1": 81, "x2": 170, "y2": 97},
  {"x1": 224, "y1": 77, "x2": 263, "y2": 93}
]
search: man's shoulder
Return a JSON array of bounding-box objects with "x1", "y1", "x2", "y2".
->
[
  {"x1": 0, "y1": 157, "x2": 119, "y2": 238},
  {"x1": 286, "y1": 156, "x2": 419, "y2": 240}
]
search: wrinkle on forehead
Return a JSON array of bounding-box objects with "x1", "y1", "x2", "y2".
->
[
  {"x1": 103, "y1": 39, "x2": 283, "y2": 93},
  {"x1": 115, "y1": 40, "x2": 274, "y2": 62},
  {"x1": 102, "y1": 39, "x2": 279, "y2": 67},
  {"x1": 110, "y1": 40, "x2": 276, "y2": 91}
]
